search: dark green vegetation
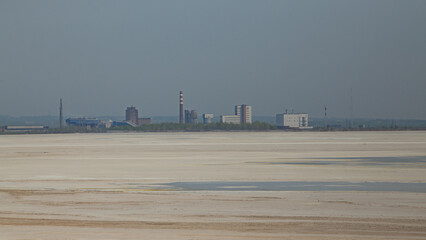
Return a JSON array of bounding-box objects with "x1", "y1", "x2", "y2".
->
[
  {"x1": 112, "y1": 122, "x2": 277, "y2": 132},
  {"x1": 310, "y1": 118, "x2": 426, "y2": 129},
  {"x1": 1, "y1": 115, "x2": 426, "y2": 134},
  {"x1": 0, "y1": 115, "x2": 59, "y2": 127},
  {"x1": 0, "y1": 122, "x2": 277, "y2": 134}
]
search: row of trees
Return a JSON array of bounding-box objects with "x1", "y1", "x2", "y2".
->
[{"x1": 112, "y1": 121, "x2": 277, "y2": 132}]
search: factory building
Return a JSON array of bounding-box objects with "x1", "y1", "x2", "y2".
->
[
  {"x1": 125, "y1": 106, "x2": 138, "y2": 125},
  {"x1": 203, "y1": 114, "x2": 214, "y2": 124},
  {"x1": 66, "y1": 118, "x2": 102, "y2": 128},
  {"x1": 185, "y1": 110, "x2": 190, "y2": 124},
  {"x1": 221, "y1": 105, "x2": 252, "y2": 124},
  {"x1": 138, "y1": 118, "x2": 151, "y2": 125},
  {"x1": 220, "y1": 115, "x2": 241, "y2": 124},
  {"x1": 185, "y1": 109, "x2": 198, "y2": 124},
  {"x1": 2, "y1": 126, "x2": 49, "y2": 132},
  {"x1": 110, "y1": 121, "x2": 134, "y2": 128},
  {"x1": 191, "y1": 110, "x2": 197, "y2": 124},
  {"x1": 276, "y1": 113, "x2": 311, "y2": 129},
  {"x1": 125, "y1": 106, "x2": 151, "y2": 126}
]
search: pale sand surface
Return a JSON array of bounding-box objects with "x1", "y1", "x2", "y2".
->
[{"x1": 0, "y1": 131, "x2": 425, "y2": 239}]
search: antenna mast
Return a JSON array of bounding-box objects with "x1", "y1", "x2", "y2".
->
[
  {"x1": 59, "y1": 98, "x2": 63, "y2": 128},
  {"x1": 350, "y1": 88, "x2": 353, "y2": 128},
  {"x1": 324, "y1": 106, "x2": 327, "y2": 129}
]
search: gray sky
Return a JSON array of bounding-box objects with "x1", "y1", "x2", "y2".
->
[{"x1": 1, "y1": 0, "x2": 425, "y2": 119}]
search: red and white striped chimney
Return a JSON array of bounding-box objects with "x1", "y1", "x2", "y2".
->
[{"x1": 179, "y1": 91, "x2": 184, "y2": 124}]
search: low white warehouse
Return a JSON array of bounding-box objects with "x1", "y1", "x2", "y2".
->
[{"x1": 276, "y1": 113, "x2": 311, "y2": 129}]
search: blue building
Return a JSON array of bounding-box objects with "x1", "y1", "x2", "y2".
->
[
  {"x1": 110, "y1": 121, "x2": 135, "y2": 128},
  {"x1": 66, "y1": 118, "x2": 101, "y2": 128}
]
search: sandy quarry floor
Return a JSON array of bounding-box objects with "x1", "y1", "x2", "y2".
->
[{"x1": 0, "y1": 131, "x2": 425, "y2": 239}]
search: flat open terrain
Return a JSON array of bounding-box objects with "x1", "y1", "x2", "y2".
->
[{"x1": 0, "y1": 131, "x2": 425, "y2": 239}]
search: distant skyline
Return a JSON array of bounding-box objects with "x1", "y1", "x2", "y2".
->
[{"x1": 1, "y1": 1, "x2": 425, "y2": 119}]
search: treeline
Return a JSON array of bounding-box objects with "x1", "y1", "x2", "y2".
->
[
  {"x1": 112, "y1": 122, "x2": 277, "y2": 132},
  {"x1": 47, "y1": 126, "x2": 107, "y2": 133}
]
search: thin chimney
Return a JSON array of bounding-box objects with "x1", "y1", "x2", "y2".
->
[{"x1": 179, "y1": 91, "x2": 184, "y2": 124}]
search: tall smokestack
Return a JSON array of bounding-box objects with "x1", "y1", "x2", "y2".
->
[
  {"x1": 324, "y1": 106, "x2": 327, "y2": 129},
  {"x1": 59, "y1": 98, "x2": 63, "y2": 128},
  {"x1": 179, "y1": 91, "x2": 184, "y2": 124}
]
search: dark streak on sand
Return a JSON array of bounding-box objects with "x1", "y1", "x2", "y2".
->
[
  {"x1": 131, "y1": 181, "x2": 426, "y2": 193},
  {"x1": 251, "y1": 156, "x2": 426, "y2": 167}
]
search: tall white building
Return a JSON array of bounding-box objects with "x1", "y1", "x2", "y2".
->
[
  {"x1": 235, "y1": 105, "x2": 252, "y2": 124},
  {"x1": 221, "y1": 105, "x2": 252, "y2": 124},
  {"x1": 276, "y1": 113, "x2": 311, "y2": 129}
]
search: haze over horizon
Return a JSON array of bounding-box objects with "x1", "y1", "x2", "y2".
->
[{"x1": 1, "y1": 1, "x2": 425, "y2": 119}]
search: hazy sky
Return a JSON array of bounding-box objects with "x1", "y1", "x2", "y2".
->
[{"x1": 1, "y1": 0, "x2": 425, "y2": 119}]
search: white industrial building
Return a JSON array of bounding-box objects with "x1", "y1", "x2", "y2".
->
[
  {"x1": 220, "y1": 115, "x2": 241, "y2": 124},
  {"x1": 203, "y1": 113, "x2": 214, "y2": 124},
  {"x1": 221, "y1": 105, "x2": 252, "y2": 124},
  {"x1": 276, "y1": 113, "x2": 311, "y2": 129}
]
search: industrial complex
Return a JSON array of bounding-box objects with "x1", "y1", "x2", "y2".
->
[
  {"x1": 125, "y1": 106, "x2": 151, "y2": 126},
  {"x1": 65, "y1": 106, "x2": 151, "y2": 129},
  {"x1": 179, "y1": 91, "x2": 255, "y2": 125},
  {"x1": 1, "y1": 91, "x2": 312, "y2": 131},
  {"x1": 63, "y1": 90, "x2": 311, "y2": 129},
  {"x1": 221, "y1": 105, "x2": 252, "y2": 124}
]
